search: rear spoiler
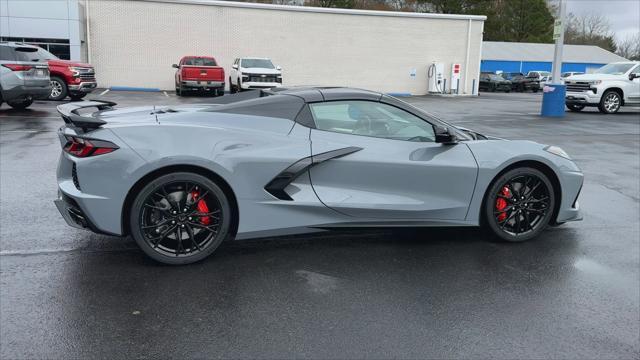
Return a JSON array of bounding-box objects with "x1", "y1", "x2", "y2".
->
[{"x1": 57, "y1": 100, "x2": 117, "y2": 131}]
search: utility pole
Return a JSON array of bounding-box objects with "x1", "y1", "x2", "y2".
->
[
  {"x1": 541, "y1": 0, "x2": 567, "y2": 117},
  {"x1": 551, "y1": 0, "x2": 566, "y2": 84}
]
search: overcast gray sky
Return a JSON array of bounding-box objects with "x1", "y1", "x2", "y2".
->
[{"x1": 565, "y1": 0, "x2": 640, "y2": 42}]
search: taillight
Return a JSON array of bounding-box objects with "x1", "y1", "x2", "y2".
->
[
  {"x1": 2, "y1": 64, "x2": 34, "y2": 72},
  {"x1": 63, "y1": 136, "x2": 118, "y2": 158}
]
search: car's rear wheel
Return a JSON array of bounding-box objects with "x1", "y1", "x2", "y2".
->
[
  {"x1": 129, "y1": 172, "x2": 232, "y2": 265},
  {"x1": 598, "y1": 90, "x2": 621, "y2": 114},
  {"x1": 49, "y1": 76, "x2": 68, "y2": 101},
  {"x1": 7, "y1": 98, "x2": 33, "y2": 110},
  {"x1": 484, "y1": 167, "x2": 555, "y2": 242},
  {"x1": 566, "y1": 104, "x2": 585, "y2": 112}
]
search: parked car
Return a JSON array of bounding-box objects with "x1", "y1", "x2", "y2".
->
[
  {"x1": 561, "y1": 71, "x2": 584, "y2": 80},
  {"x1": 540, "y1": 76, "x2": 554, "y2": 87},
  {"x1": 500, "y1": 72, "x2": 525, "y2": 81},
  {"x1": 229, "y1": 57, "x2": 282, "y2": 92},
  {"x1": 526, "y1": 71, "x2": 551, "y2": 81},
  {"x1": 510, "y1": 75, "x2": 540, "y2": 92},
  {"x1": 479, "y1": 73, "x2": 511, "y2": 92},
  {"x1": 53, "y1": 87, "x2": 582, "y2": 265},
  {"x1": 565, "y1": 61, "x2": 640, "y2": 113},
  {"x1": 27, "y1": 46, "x2": 97, "y2": 101},
  {"x1": 0, "y1": 42, "x2": 50, "y2": 109},
  {"x1": 173, "y1": 56, "x2": 225, "y2": 96}
]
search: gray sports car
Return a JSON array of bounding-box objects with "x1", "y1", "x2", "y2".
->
[{"x1": 54, "y1": 87, "x2": 583, "y2": 265}]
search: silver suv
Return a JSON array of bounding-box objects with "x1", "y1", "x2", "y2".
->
[{"x1": 0, "y1": 42, "x2": 51, "y2": 110}]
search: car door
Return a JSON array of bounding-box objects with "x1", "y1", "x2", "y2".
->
[
  {"x1": 626, "y1": 65, "x2": 640, "y2": 104},
  {"x1": 230, "y1": 58, "x2": 239, "y2": 86},
  {"x1": 307, "y1": 98, "x2": 478, "y2": 220}
]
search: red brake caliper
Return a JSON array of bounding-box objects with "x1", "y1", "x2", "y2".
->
[
  {"x1": 495, "y1": 186, "x2": 511, "y2": 222},
  {"x1": 190, "y1": 191, "x2": 211, "y2": 225}
]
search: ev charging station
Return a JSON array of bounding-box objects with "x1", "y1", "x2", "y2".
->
[
  {"x1": 450, "y1": 63, "x2": 461, "y2": 93},
  {"x1": 428, "y1": 62, "x2": 444, "y2": 93}
]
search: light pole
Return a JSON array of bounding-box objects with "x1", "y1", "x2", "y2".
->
[{"x1": 541, "y1": 0, "x2": 567, "y2": 117}]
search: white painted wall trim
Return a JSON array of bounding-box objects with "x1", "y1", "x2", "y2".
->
[{"x1": 141, "y1": 0, "x2": 487, "y2": 21}]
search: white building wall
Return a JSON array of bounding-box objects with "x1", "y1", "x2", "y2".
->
[
  {"x1": 0, "y1": 0, "x2": 83, "y2": 60},
  {"x1": 87, "y1": 0, "x2": 484, "y2": 95}
]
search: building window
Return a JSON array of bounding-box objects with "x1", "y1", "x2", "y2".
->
[{"x1": 0, "y1": 37, "x2": 70, "y2": 60}]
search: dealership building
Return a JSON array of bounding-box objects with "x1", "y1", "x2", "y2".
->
[
  {"x1": 481, "y1": 41, "x2": 627, "y2": 75},
  {"x1": 2, "y1": 0, "x2": 486, "y2": 95}
]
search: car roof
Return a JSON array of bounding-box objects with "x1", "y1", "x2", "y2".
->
[
  {"x1": 268, "y1": 86, "x2": 383, "y2": 102},
  {"x1": 0, "y1": 41, "x2": 39, "y2": 49}
]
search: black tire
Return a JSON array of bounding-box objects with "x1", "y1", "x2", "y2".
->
[
  {"x1": 129, "y1": 172, "x2": 232, "y2": 265},
  {"x1": 237, "y1": 78, "x2": 242, "y2": 92},
  {"x1": 229, "y1": 77, "x2": 236, "y2": 93},
  {"x1": 598, "y1": 89, "x2": 622, "y2": 114},
  {"x1": 484, "y1": 167, "x2": 555, "y2": 242},
  {"x1": 490, "y1": 84, "x2": 496, "y2": 92},
  {"x1": 69, "y1": 93, "x2": 87, "y2": 101},
  {"x1": 532, "y1": 88, "x2": 539, "y2": 93},
  {"x1": 7, "y1": 98, "x2": 33, "y2": 110},
  {"x1": 49, "y1": 76, "x2": 68, "y2": 101},
  {"x1": 566, "y1": 104, "x2": 585, "y2": 112}
]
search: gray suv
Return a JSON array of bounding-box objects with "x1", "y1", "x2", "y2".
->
[{"x1": 0, "y1": 42, "x2": 51, "y2": 110}]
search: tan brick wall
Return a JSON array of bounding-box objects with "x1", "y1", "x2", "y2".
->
[{"x1": 87, "y1": 0, "x2": 484, "y2": 95}]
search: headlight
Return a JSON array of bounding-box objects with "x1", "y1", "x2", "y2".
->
[
  {"x1": 545, "y1": 145, "x2": 571, "y2": 160},
  {"x1": 589, "y1": 80, "x2": 602, "y2": 85}
]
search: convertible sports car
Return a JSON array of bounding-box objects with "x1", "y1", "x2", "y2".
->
[{"x1": 54, "y1": 87, "x2": 583, "y2": 265}]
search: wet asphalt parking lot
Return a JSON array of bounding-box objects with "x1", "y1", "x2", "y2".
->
[{"x1": 1, "y1": 90, "x2": 638, "y2": 359}]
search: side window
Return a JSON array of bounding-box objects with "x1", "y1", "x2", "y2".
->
[
  {"x1": 0, "y1": 46, "x2": 15, "y2": 61},
  {"x1": 309, "y1": 101, "x2": 435, "y2": 142}
]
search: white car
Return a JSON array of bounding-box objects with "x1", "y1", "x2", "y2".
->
[
  {"x1": 229, "y1": 57, "x2": 282, "y2": 92},
  {"x1": 565, "y1": 62, "x2": 640, "y2": 114},
  {"x1": 526, "y1": 71, "x2": 551, "y2": 81},
  {"x1": 561, "y1": 71, "x2": 584, "y2": 80}
]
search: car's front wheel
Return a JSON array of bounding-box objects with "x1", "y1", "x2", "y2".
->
[
  {"x1": 49, "y1": 76, "x2": 68, "y2": 101},
  {"x1": 484, "y1": 167, "x2": 555, "y2": 242},
  {"x1": 598, "y1": 90, "x2": 622, "y2": 114},
  {"x1": 129, "y1": 172, "x2": 232, "y2": 265}
]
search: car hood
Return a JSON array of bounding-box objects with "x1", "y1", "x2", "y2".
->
[
  {"x1": 565, "y1": 73, "x2": 623, "y2": 81},
  {"x1": 48, "y1": 59, "x2": 93, "y2": 68},
  {"x1": 240, "y1": 67, "x2": 281, "y2": 74}
]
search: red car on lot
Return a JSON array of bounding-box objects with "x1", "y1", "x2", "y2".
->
[
  {"x1": 173, "y1": 56, "x2": 225, "y2": 96},
  {"x1": 31, "y1": 47, "x2": 97, "y2": 101}
]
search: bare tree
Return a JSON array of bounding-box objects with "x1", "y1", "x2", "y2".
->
[
  {"x1": 617, "y1": 33, "x2": 640, "y2": 60},
  {"x1": 564, "y1": 12, "x2": 617, "y2": 52}
]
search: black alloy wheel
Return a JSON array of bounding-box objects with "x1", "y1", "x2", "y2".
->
[
  {"x1": 485, "y1": 167, "x2": 555, "y2": 242},
  {"x1": 130, "y1": 172, "x2": 231, "y2": 265}
]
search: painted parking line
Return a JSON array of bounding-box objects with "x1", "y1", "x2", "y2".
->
[{"x1": 98, "y1": 89, "x2": 111, "y2": 96}]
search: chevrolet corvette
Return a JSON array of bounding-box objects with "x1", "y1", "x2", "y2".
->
[{"x1": 54, "y1": 87, "x2": 583, "y2": 264}]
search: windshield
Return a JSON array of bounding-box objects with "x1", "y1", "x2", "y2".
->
[
  {"x1": 595, "y1": 63, "x2": 636, "y2": 75},
  {"x1": 241, "y1": 59, "x2": 274, "y2": 69},
  {"x1": 489, "y1": 74, "x2": 505, "y2": 81},
  {"x1": 183, "y1": 57, "x2": 217, "y2": 66}
]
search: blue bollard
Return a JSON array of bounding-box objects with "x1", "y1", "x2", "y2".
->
[{"x1": 541, "y1": 84, "x2": 566, "y2": 117}]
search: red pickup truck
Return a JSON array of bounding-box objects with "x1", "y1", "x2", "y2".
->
[
  {"x1": 30, "y1": 46, "x2": 97, "y2": 101},
  {"x1": 173, "y1": 56, "x2": 225, "y2": 96}
]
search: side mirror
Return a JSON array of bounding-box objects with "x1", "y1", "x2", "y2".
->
[
  {"x1": 232, "y1": 64, "x2": 238, "y2": 70},
  {"x1": 629, "y1": 73, "x2": 639, "y2": 80},
  {"x1": 435, "y1": 125, "x2": 458, "y2": 145},
  {"x1": 276, "y1": 65, "x2": 282, "y2": 71},
  {"x1": 172, "y1": 64, "x2": 179, "y2": 69}
]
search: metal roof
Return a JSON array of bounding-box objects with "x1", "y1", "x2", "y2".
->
[
  {"x1": 482, "y1": 41, "x2": 628, "y2": 64},
  {"x1": 145, "y1": 0, "x2": 486, "y2": 21}
]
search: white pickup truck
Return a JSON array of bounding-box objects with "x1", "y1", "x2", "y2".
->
[{"x1": 565, "y1": 62, "x2": 640, "y2": 114}]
